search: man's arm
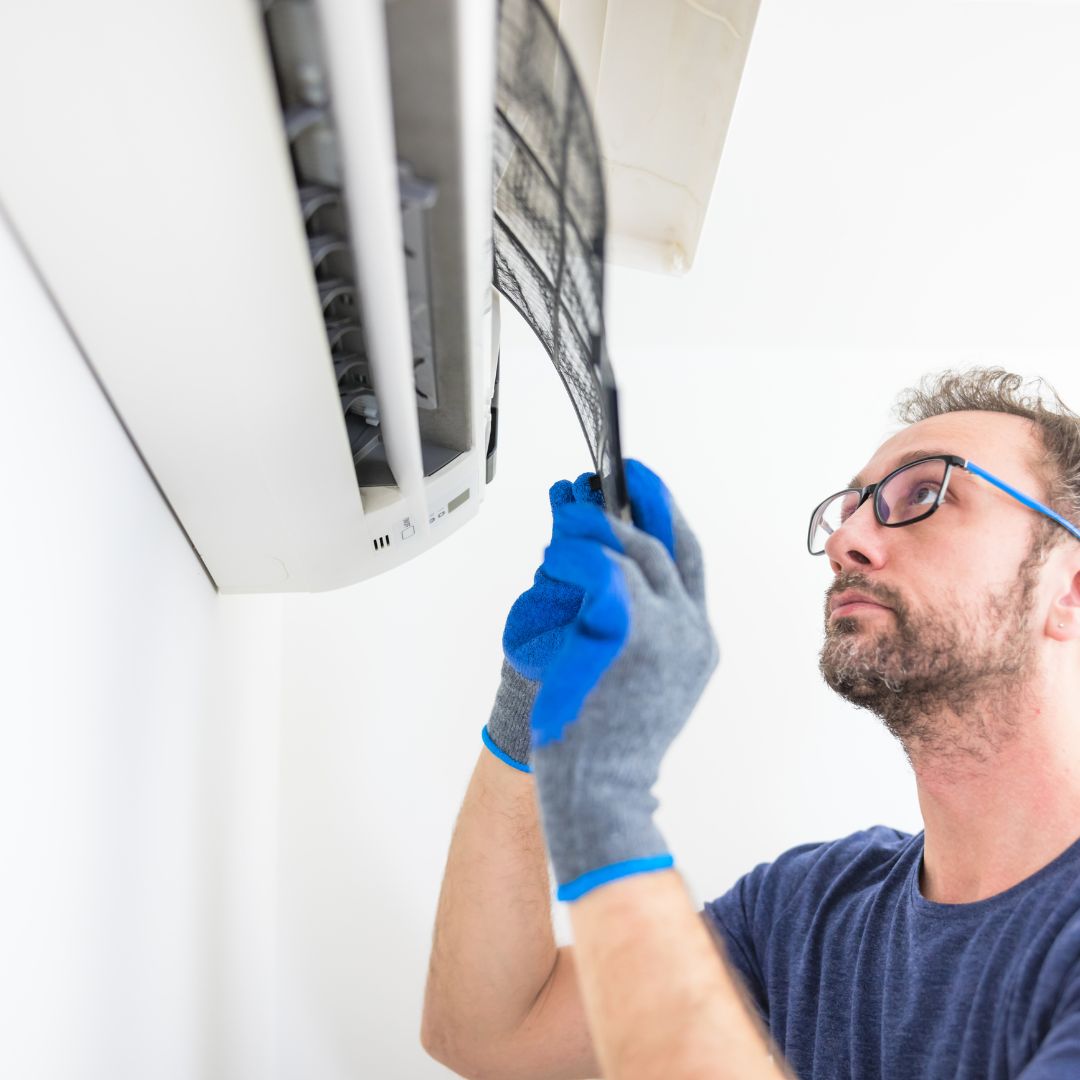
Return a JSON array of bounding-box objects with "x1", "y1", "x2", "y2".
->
[
  {"x1": 420, "y1": 748, "x2": 601, "y2": 1079},
  {"x1": 568, "y1": 869, "x2": 790, "y2": 1080},
  {"x1": 423, "y1": 470, "x2": 613, "y2": 1078},
  {"x1": 525, "y1": 461, "x2": 790, "y2": 1078}
]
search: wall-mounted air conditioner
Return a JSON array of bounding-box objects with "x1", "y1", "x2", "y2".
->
[
  {"x1": 0, "y1": 0, "x2": 498, "y2": 593},
  {"x1": 0, "y1": 0, "x2": 758, "y2": 593}
]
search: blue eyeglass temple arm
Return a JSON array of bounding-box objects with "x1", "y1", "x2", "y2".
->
[{"x1": 964, "y1": 460, "x2": 1080, "y2": 543}]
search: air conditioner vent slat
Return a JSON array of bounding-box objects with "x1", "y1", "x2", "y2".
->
[{"x1": 264, "y1": 0, "x2": 392, "y2": 491}]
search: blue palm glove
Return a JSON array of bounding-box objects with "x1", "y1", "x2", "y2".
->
[
  {"x1": 482, "y1": 472, "x2": 606, "y2": 772},
  {"x1": 529, "y1": 460, "x2": 719, "y2": 901}
]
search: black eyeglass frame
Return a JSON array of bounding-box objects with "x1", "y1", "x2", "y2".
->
[{"x1": 807, "y1": 453, "x2": 1080, "y2": 556}]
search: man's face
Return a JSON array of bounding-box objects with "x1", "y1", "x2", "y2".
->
[{"x1": 818, "y1": 411, "x2": 1053, "y2": 757}]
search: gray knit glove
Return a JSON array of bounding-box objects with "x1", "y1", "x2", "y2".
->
[
  {"x1": 529, "y1": 460, "x2": 718, "y2": 901},
  {"x1": 482, "y1": 472, "x2": 606, "y2": 772},
  {"x1": 484, "y1": 661, "x2": 537, "y2": 771}
]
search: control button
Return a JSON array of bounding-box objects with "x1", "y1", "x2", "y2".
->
[{"x1": 401, "y1": 526, "x2": 415, "y2": 540}]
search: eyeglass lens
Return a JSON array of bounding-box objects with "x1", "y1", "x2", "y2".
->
[{"x1": 810, "y1": 458, "x2": 948, "y2": 554}]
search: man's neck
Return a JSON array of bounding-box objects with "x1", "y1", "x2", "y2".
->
[{"x1": 912, "y1": 695, "x2": 1080, "y2": 904}]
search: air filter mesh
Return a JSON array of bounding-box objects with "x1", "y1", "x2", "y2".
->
[{"x1": 493, "y1": 0, "x2": 627, "y2": 512}]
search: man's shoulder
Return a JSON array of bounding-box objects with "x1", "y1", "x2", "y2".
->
[
  {"x1": 702, "y1": 825, "x2": 918, "y2": 1003},
  {"x1": 706, "y1": 824, "x2": 917, "y2": 922},
  {"x1": 755, "y1": 823, "x2": 915, "y2": 884},
  {"x1": 772, "y1": 823, "x2": 915, "y2": 873}
]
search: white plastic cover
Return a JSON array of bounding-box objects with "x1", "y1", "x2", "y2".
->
[{"x1": 546, "y1": 0, "x2": 761, "y2": 274}]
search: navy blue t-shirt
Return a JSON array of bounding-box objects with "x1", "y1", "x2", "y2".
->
[{"x1": 703, "y1": 826, "x2": 1080, "y2": 1079}]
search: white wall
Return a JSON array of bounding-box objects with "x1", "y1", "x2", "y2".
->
[{"x1": 0, "y1": 214, "x2": 281, "y2": 1079}]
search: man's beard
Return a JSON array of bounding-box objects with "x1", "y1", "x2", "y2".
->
[{"x1": 818, "y1": 541, "x2": 1047, "y2": 762}]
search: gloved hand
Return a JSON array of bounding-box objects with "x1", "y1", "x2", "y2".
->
[
  {"x1": 529, "y1": 459, "x2": 718, "y2": 900},
  {"x1": 482, "y1": 472, "x2": 606, "y2": 773}
]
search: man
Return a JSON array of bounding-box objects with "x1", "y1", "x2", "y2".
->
[{"x1": 420, "y1": 368, "x2": 1080, "y2": 1079}]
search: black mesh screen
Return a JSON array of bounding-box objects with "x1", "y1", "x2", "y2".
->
[{"x1": 493, "y1": 0, "x2": 628, "y2": 513}]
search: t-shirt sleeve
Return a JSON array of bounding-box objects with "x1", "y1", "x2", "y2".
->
[
  {"x1": 1018, "y1": 960, "x2": 1080, "y2": 1078},
  {"x1": 1017, "y1": 1017, "x2": 1080, "y2": 1078},
  {"x1": 701, "y1": 862, "x2": 773, "y2": 1025},
  {"x1": 699, "y1": 836, "x2": 861, "y2": 1030},
  {"x1": 700, "y1": 830, "x2": 910, "y2": 1041}
]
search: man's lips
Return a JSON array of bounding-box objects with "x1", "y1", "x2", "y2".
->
[{"x1": 829, "y1": 591, "x2": 893, "y2": 617}]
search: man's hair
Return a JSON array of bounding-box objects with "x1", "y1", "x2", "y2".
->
[{"x1": 894, "y1": 367, "x2": 1080, "y2": 545}]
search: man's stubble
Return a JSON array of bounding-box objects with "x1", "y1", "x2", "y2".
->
[{"x1": 818, "y1": 538, "x2": 1050, "y2": 764}]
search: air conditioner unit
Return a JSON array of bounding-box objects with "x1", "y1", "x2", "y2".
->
[
  {"x1": 0, "y1": 0, "x2": 758, "y2": 594},
  {"x1": 0, "y1": 0, "x2": 498, "y2": 593}
]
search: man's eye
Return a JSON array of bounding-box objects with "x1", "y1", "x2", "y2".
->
[{"x1": 910, "y1": 484, "x2": 940, "y2": 506}]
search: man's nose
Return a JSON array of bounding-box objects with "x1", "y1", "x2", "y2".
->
[{"x1": 824, "y1": 495, "x2": 886, "y2": 573}]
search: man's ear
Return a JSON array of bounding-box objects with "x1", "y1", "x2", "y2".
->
[{"x1": 1046, "y1": 557, "x2": 1080, "y2": 641}]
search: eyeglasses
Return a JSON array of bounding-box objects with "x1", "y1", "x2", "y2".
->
[{"x1": 808, "y1": 453, "x2": 1080, "y2": 556}]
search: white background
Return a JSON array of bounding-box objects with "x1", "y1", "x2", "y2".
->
[{"x1": 3, "y1": 2, "x2": 1080, "y2": 1077}]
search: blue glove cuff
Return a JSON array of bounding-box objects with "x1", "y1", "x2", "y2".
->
[
  {"x1": 481, "y1": 725, "x2": 533, "y2": 773},
  {"x1": 556, "y1": 854, "x2": 675, "y2": 902}
]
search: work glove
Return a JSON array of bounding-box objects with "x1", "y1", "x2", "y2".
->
[
  {"x1": 530, "y1": 459, "x2": 718, "y2": 901},
  {"x1": 482, "y1": 472, "x2": 606, "y2": 773}
]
